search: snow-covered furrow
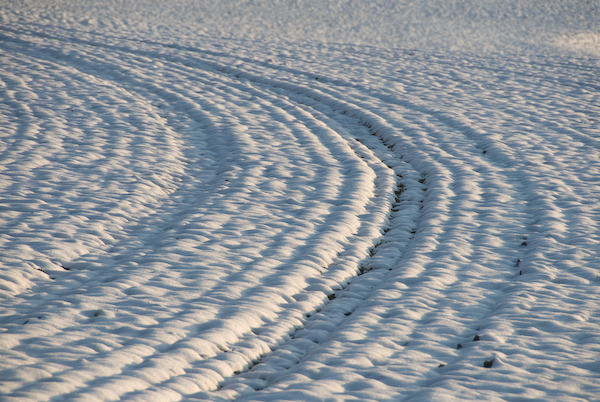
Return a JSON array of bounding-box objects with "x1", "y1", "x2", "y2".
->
[
  {"x1": 0, "y1": 28, "x2": 401, "y2": 401},
  {"x1": 186, "y1": 62, "x2": 530, "y2": 400},
  {"x1": 1, "y1": 14, "x2": 600, "y2": 402},
  {"x1": 202, "y1": 49, "x2": 600, "y2": 401},
  {"x1": 150, "y1": 37, "x2": 600, "y2": 400}
]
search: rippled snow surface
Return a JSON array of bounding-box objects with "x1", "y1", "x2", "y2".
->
[{"x1": 1, "y1": 1, "x2": 599, "y2": 401}]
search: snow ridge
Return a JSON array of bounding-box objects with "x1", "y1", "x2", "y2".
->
[{"x1": 1, "y1": 3, "x2": 600, "y2": 401}]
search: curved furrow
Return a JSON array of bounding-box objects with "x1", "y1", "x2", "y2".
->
[
  {"x1": 197, "y1": 72, "x2": 525, "y2": 401},
  {"x1": 142, "y1": 34, "x2": 600, "y2": 400},
  {"x1": 112, "y1": 64, "x2": 399, "y2": 400},
  {"x1": 0, "y1": 30, "x2": 404, "y2": 401},
  {"x1": 0, "y1": 45, "x2": 191, "y2": 298},
  {"x1": 0, "y1": 29, "x2": 548, "y2": 401},
  {"x1": 96, "y1": 40, "x2": 442, "y2": 398},
  {"x1": 2, "y1": 16, "x2": 600, "y2": 402},
  {"x1": 196, "y1": 48, "x2": 600, "y2": 400}
]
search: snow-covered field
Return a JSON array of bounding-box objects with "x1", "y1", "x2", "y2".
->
[{"x1": 1, "y1": 1, "x2": 599, "y2": 401}]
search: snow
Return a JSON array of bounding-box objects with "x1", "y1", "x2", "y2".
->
[{"x1": 0, "y1": 0, "x2": 599, "y2": 401}]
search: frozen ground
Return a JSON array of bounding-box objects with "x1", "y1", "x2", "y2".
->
[{"x1": 0, "y1": 1, "x2": 599, "y2": 401}]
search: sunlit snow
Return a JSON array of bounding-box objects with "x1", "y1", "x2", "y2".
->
[{"x1": 1, "y1": 1, "x2": 599, "y2": 401}]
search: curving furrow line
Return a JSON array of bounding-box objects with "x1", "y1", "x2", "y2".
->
[
  {"x1": 201, "y1": 46, "x2": 600, "y2": 400},
  {"x1": 195, "y1": 59, "x2": 527, "y2": 400},
  {"x1": 1, "y1": 26, "x2": 599, "y2": 401},
  {"x1": 145, "y1": 36, "x2": 600, "y2": 399},
  {"x1": 0, "y1": 30, "x2": 399, "y2": 401}
]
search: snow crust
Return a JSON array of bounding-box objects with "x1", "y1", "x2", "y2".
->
[{"x1": 0, "y1": 1, "x2": 599, "y2": 401}]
